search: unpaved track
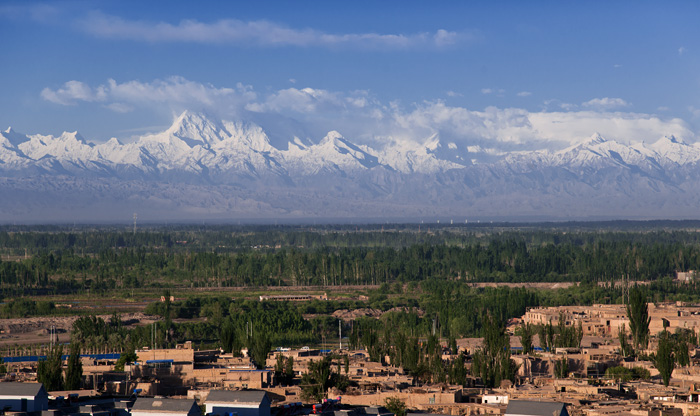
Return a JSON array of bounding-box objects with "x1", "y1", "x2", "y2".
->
[{"x1": 0, "y1": 313, "x2": 158, "y2": 347}]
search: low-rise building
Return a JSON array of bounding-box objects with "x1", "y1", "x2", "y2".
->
[
  {"x1": 0, "y1": 382, "x2": 49, "y2": 412},
  {"x1": 205, "y1": 390, "x2": 271, "y2": 416},
  {"x1": 505, "y1": 400, "x2": 569, "y2": 416},
  {"x1": 131, "y1": 398, "x2": 201, "y2": 416}
]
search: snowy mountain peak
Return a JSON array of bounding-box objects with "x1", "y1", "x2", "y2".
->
[
  {"x1": 166, "y1": 111, "x2": 228, "y2": 146},
  {"x1": 106, "y1": 137, "x2": 123, "y2": 146},
  {"x1": 319, "y1": 130, "x2": 345, "y2": 145},
  {"x1": 288, "y1": 136, "x2": 308, "y2": 151},
  {"x1": 661, "y1": 135, "x2": 683, "y2": 145},
  {"x1": 60, "y1": 131, "x2": 89, "y2": 144},
  {"x1": 1, "y1": 126, "x2": 29, "y2": 148},
  {"x1": 424, "y1": 133, "x2": 441, "y2": 151},
  {"x1": 220, "y1": 120, "x2": 275, "y2": 152},
  {"x1": 587, "y1": 132, "x2": 606, "y2": 145}
]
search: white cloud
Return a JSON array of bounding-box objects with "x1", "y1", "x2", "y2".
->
[
  {"x1": 79, "y1": 11, "x2": 467, "y2": 49},
  {"x1": 679, "y1": 46, "x2": 687, "y2": 56},
  {"x1": 40, "y1": 80, "x2": 102, "y2": 105},
  {"x1": 482, "y1": 88, "x2": 505, "y2": 96},
  {"x1": 41, "y1": 77, "x2": 257, "y2": 119},
  {"x1": 246, "y1": 87, "x2": 344, "y2": 114},
  {"x1": 105, "y1": 102, "x2": 133, "y2": 113},
  {"x1": 41, "y1": 76, "x2": 695, "y2": 151},
  {"x1": 446, "y1": 91, "x2": 462, "y2": 97},
  {"x1": 517, "y1": 91, "x2": 532, "y2": 97},
  {"x1": 581, "y1": 97, "x2": 630, "y2": 110}
]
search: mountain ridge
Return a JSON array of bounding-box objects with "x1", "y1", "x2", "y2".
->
[{"x1": 3, "y1": 111, "x2": 700, "y2": 222}]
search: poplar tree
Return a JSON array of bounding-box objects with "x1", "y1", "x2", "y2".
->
[
  {"x1": 472, "y1": 315, "x2": 517, "y2": 387},
  {"x1": 65, "y1": 343, "x2": 83, "y2": 390},
  {"x1": 517, "y1": 323, "x2": 535, "y2": 355},
  {"x1": 656, "y1": 330, "x2": 675, "y2": 386},
  {"x1": 38, "y1": 344, "x2": 64, "y2": 392},
  {"x1": 627, "y1": 286, "x2": 650, "y2": 353}
]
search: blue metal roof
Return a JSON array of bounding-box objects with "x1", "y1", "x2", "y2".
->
[{"x1": 3, "y1": 353, "x2": 122, "y2": 363}]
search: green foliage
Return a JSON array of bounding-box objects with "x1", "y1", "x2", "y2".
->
[
  {"x1": 632, "y1": 366, "x2": 651, "y2": 380},
  {"x1": 618, "y1": 324, "x2": 633, "y2": 358},
  {"x1": 671, "y1": 328, "x2": 694, "y2": 367},
  {"x1": 605, "y1": 366, "x2": 633, "y2": 382},
  {"x1": 384, "y1": 397, "x2": 407, "y2": 416},
  {"x1": 274, "y1": 354, "x2": 295, "y2": 386},
  {"x1": 300, "y1": 355, "x2": 350, "y2": 402},
  {"x1": 115, "y1": 349, "x2": 138, "y2": 372},
  {"x1": 627, "y1": 286, "x2": 651, "y2": 352},
  {"x1": 65, "y1": 343, "x2": 82, "y2": 390},
  {"x1": 0, "y1": 299, "x2": 55, "y2": 318},
  {"x1": 553, "y1": 313, "x2": 583, "y2": 349},
  {"x1": 37, "y1": 344, "x2": 64, "y2": 392},
  {"x1": 301, "y1": 356, "x2": 332, "y2": 402},
  {"x1": 248, "y1": 332, "x2": 272, "y2": 369},
  {"x1": 448, "y1": 352, "x2": 468, "y2": 386},
  {"x1": 471, "y1": 315, "x2": 518, "y2": 388},
  {"x1": 516, "y1": 323, "x2": 535, "y2": 355},
  {"x1": 656, "y1": 331, "x2": 675, "y2": 387},
  {"x1": 71, "y1": 314, "x2": 130, "y2": 351},
  {"x1": 554, "y1": 357, "x2": 569, "y2": 378},
  {"x1": 10, "y1": 225, "x2": 700, "y2": 299},
  {"x1": 605, "y1": 366, "x2": 649, "y2": 382},
  {"x1": 220, "y1": 319, "x2": 238, "y2": 354}
]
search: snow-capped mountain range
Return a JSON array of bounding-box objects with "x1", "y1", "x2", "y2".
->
[{"x1": 3, "y1": 111, "x2": 700, "y2": 222}]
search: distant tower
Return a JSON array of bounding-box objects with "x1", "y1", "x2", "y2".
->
[{"x1": 133, "y1": 213, "x2": 138, "y2": 235}]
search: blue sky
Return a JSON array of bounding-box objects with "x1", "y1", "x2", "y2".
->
[{"x1": 2, "y1": 1, "x2": 700, "y2": 151}]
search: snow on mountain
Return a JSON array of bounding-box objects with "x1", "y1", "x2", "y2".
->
[
  {"x1": 163, "y1": 111, "x2": 230, "y2": 147},
  {"x1": 3, "y1": 114, "x2": 698, "y2": 180},
  {"x1": 639, "y1": 135, "x2": 700, "y2": 166},
  {"x1": 0, "y1": 128, "x2": 32, "y2": 167},
  {"x1": 18, "y1": 131, "x2": 100, "y2": 162},
  {"x1": 378, "y1": 135, "x2": 465, "y2": 174},
  {"x1": 502, "y1": 133, "x2": 667, "y2": 176},
  {"x1": 550, "y1": 133, "x2": 663, "y2": 173},
  {"x1": 96, "y1": 138, "x2": 158, "y2": 172},
  {"x1": 285, "y1": 130, "x2": 387, "y2": 175},
  {"x1": 1, "y1": 127, "x2": 30, "y2": 148},
  {"x1": 220, "y1": 121, "x2": 276, "y2": 153},
  {"x1": 4, "y1": 111, "x2": 700, "y2": 221}
]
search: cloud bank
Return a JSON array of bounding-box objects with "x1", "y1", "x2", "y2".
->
[
  {"x1": 79, "y1": 12, "x2": 464, "y2": 49},
  {"x1": 41, "y1": 77, "x2": 695, "y2": 152}
]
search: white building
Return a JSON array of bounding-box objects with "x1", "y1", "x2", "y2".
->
[
  {"x1": 482, "y1": 394, "x2": 509, "y2": 404},
  {"x1": 205, "y1": 390, "x2": 271, "y2": 416},
  {"x1": 0, "y1": 382, "x2": 49, "y2": 412},
  {"x1": 131, "y1": 398, "x2": 201, "y2": 416}
]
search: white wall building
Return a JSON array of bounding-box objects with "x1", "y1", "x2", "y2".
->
[
  {"x1": 131, "y1": 398, "x2": 201, "y2": 416},
  {"x1": 0, "y1": 382, "x2": 49, "y2": 412},
  {"x1": 205, "y1": 390, "x2": 271, "y2": 416}
]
